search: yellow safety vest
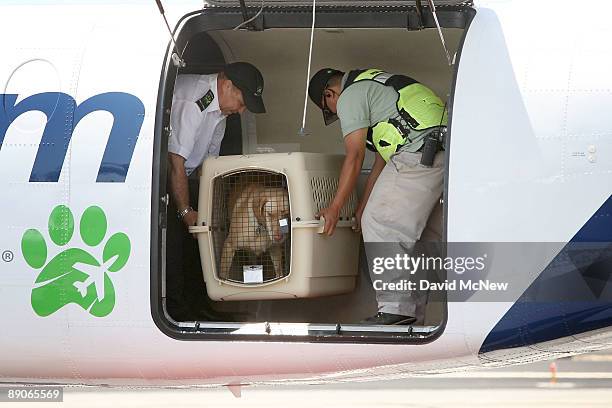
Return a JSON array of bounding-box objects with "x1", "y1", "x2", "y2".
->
[{"x1": 344, "y1": 69, "x2": 447, "y2": 162}]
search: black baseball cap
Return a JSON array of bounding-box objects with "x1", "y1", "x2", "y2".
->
[
  {"x1": 308, "y1": 68, "x2": 344, "y2": 125},
  {"x1": 224, "y1": 62, "x2": 266, "y2": 114}
]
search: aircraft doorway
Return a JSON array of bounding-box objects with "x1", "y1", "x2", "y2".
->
[{"x1": 152, "y1": 1, "x2": 475, "y2": 343}]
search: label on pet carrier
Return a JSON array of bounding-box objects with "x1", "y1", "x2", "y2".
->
[
  {"x1": 279, "y1": 218, "x2": 289, "y2": 234},
  {"x1": 243, "y1": 265, "x2": 264, "y2": 283}
]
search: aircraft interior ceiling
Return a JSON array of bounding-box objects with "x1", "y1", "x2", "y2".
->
[{"x1": 211, "y1": 28, "x2": 464, "y2": 155}]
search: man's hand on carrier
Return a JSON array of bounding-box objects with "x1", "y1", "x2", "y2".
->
[
  {"x1": 182, "y1": 210, "x2": 198, "y2": 236},
  {"x1": 316, "y1": 205, "x2": 340, "y2": 236}
]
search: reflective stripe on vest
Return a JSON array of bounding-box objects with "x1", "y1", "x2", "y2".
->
[{"x1": 344, "y1": 69, "x2": 447, "y2": 162}]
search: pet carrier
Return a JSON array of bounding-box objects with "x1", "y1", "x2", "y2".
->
[{"x1": 189, "y1": 152, "x2": 360, "y2": 301}]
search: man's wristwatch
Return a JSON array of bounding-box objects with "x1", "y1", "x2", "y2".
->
[{"x1": 177, "y1": 206, "x2": 194, "y2": 220}]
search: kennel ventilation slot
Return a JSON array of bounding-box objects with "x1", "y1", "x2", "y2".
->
[{"x1": 311, "y1": 176, "x2": 358, "y2": 220}]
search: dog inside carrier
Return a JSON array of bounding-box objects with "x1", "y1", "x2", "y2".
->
[
  {"x1": 210, "y1": 170, "x2": 291, "y2": 285},
  {"x1": 191, "y1": 153, "x2": 361, "y2": 302}
]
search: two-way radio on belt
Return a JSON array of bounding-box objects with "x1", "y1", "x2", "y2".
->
[{"x1": 420, "y1": 101, "x2": 448, "y2": 167}]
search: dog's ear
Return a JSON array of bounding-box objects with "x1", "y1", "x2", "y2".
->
[{"x1": 254, "y1": 194, "x2": 268, "y2": 226}]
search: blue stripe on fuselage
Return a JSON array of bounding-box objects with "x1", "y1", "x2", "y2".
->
[{"x1": 480, "y1": 195, "x2": 612, "y2": 353}]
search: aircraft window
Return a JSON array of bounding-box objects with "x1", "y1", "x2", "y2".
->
[{"x1": 152, "y1": 3, "x2": 474, "y2": 343}]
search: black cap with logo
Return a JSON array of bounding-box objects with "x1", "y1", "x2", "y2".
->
[
  {"x1": 224, "y1": 62, "x2": 266, "y2": 114},
  {"x1": 308, "y1": 68, "x2": 344, "y2": 125}
]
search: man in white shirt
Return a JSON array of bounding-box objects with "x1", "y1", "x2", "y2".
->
[
  {"x1": 166, "y1": 62, "x2": 265, "y2": 321},
  {"x1": 168, "y1": 62, "x2": 266, "y2": 228}
]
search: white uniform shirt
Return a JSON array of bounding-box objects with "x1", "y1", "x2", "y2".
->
[{"x1": 168, "y1": 74, "x2": 227, "y2": 176}]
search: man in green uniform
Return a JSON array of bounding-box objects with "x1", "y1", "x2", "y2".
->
[{"x1": 309, "y1": 68, "x2": 446, "y2": 325}]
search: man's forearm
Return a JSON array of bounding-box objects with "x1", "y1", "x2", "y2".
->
[
  {"x1": 331, "y1": 152, "x2": 363, "y2": 211},
  {"x1": 169, "y1": 157, "x2": 191, "y2": 212}
]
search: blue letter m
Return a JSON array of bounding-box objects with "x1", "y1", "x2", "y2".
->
[{"x1": 0, "y1": 92, "x2": 144, "y2": 182}]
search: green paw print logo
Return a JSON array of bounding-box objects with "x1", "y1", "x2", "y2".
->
[{"x1": 21, "y1": 205, "x2": 130, "y2": 317}]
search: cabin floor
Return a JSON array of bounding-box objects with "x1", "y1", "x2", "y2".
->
[{"x1": 165, "y1": 183, "x2": 445, "y2": 327}]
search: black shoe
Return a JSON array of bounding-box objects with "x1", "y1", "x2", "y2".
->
[{"x1": 360, "y1": 312, "x2": 416, "y2": 325}]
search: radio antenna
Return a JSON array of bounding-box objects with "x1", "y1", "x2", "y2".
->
[{"x1": 155, "y1": 0, "x2": 186, "y2": 68}]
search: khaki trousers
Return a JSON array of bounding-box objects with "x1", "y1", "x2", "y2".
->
[{"x1": 361, "y1": 149, "x2": 444, "y2": 318}]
